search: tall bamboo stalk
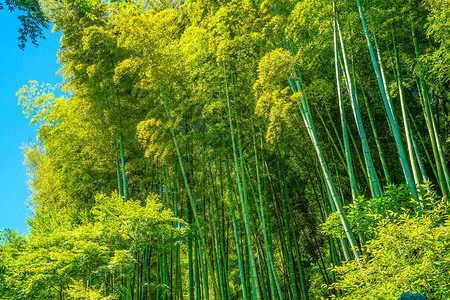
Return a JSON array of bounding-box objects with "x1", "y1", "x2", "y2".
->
[
  {"x1": 276, "y1": 153, "x2": 299, "y2": 300},
  {"x1": 119, "y1": 131, "x2": 128, "y2": 202},
  {"x1": 336, "y1": 14, "x2": 381, "y2": 197},
  {"x1": 225, "y1": 78, "x2": 262, "y2": 300},
  {"x1": 392, "y1": 39, "x2": 421, "y2": 186},
  {"x1": 410, "y1": 2, "x2": 450, "y2": 196},
  {"x1": 356, "y1": 0, "x2": 421, "y2": 210},
  {"x1": 253, "y1": 132, "x2": 282, "y2": 300},
  {"x1": 288, "y1": 71, "x2": 360, "y2": 259},
  {"x1": 161, "y1": 90, "x2": 221, "y2": 299},
  {"x1": 333, "y1": 5, "x2": 357, "y2": 200}
]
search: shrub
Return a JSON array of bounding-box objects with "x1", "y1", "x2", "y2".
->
[{"x1": 330, "y1": 190, "x2": 450, "y2": 299}]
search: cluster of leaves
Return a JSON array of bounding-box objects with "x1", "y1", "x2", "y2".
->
[
  {"x1": 322, "y1": 184, "x2": 418, "y2": 240},
  {"x1": 422, "y1": 0, "x2": 450, "y2": 105},
  {"x1": 254, "y1": 48, "x2": 297, "y2": 142},
  {"x1": 331, "y1": 192, "x2": 450, "y2": 299},
  {"x1": 1, "y1": 0, "x2": 48, "y2": 49},
  {"x1": 0, "y1": 192, "x2": 185, "y2": 299}
]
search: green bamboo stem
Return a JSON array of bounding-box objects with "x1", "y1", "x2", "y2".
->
[
  {"x1": 410, "y1": 4, "x2": 449, "y2": 196},
  {"x1": 261, "y1": 147, "x2": 284, "y2": 299},
  {"x1": 393, "y1": 39, "x2": 421, "y2": 186},
  {"x1": 213, "y1": 160, "x2": 232, "y2": 300},
  {"x1": 225, "y1": 155, "x2": 248, "y2": 300},
  {"x1": 333, "y1": 8, "x2": 357, "y2": 200},
  {"x1": 194, "y1": 239, "x2": 201, "y2": 300},
  {"x1": 289, "y1": 70, "x2": 360, "y2": 259},
  {"x1": 428, "y1": 99, "x2": 450, "y2": 192},
  {"x1": 407, "y1": 116, "x2": 428, "y2": 182},
  {"x1": 374, "y1": 35, "x2": 398, "y2": 126},
  {"x1": 119, "y1": 131, "x2": 128, "y2": 202},
  {"x1": 276, "y1": 154, "x2": 299, "y2": 300},
  {"x1": 290, "y1": 207, "x2": 309, "y2": 299},
  {"x1": 360, "y1": 87, "x2": 391, "y2": 184},
  {"x1": 188, "y1": 220, "x2": 195, "y2": 300},
  {"x1": 321, "y1": 176, "x2": 350, "y2": 260},
  {"x1": 161, "y1": 91, "x2": 221, "y2": 299},
  {"x1": 210, "y1": 193, "x2": 226, "y2": 300},
  {"x1": 244, "y1": 161, "x2": 283, "y2": 296},
  {"x1": 346, "y1": 122, "x2": 370, "y2": 194},
  {"x1": 325, "y1": 107, "x2": 346, "y2": 159},
  {"x1": 254, "y1": 132, "x2": 282, "y2": 300},
  {"x1": 198, "y1": 239, "x2": 210, "y2": 300},
  {"x1": 163, "y1": 251, "x2": 168, "y2": 300},
  {"x1": 225, "y1": 77, "x2": 261, "y2": 300},
  {"x1": 157, "y1": 254, "x2": 161, "y2": 300},
  {"x1": 328, "y1": 236, "x2": 339, "y2": 296},
  {"x1": 316, "y1": 107, "x2": 347, "y2": 169},
  {"x1": 336, "y1": 17, "x2": 381, "y2": 197},
  {"x1": 356, "y1": 0, "x2": 421, "y2": 210},
  {"x1": 244, "y1": 165, "x2": 263, "y2": 224},
  {"x1": 407, "y1": 106, "x2": 439, "y2": 182},
  {"x1": 116, "y1": 157, "x2": 123, "y2": 196}
]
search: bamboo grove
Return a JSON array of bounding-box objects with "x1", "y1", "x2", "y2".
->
[{"x1": 2, "y1": 0, "x2": 450, "y2": 299}]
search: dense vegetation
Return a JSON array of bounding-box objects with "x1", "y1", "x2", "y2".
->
[{"x1": 2, "y1": 0, "x2": 450, "y2": 299}]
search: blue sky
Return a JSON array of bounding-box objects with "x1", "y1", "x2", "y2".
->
[{"x1": 0, "y1": 11, "x2": 62, "y2": 234}]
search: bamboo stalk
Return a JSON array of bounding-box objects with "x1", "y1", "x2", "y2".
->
[
  {"x1": 333, "y1": 6, "x2": 357, "y2": 200},
  {"x1": 336, "y1": 15, "x2": 381, "y2": 197},
  {"x1": 288, "y1": 70, "x2": 360, "y2": 259},
  {"x1": 409, "y1": 2, "x2": 450, "y2": 196},
  {"x1": 119, "y1": 131, "x2": 128, "y2": 202},
  {"x1": 356, "y1": 0, "x2": 421, "y2": 210},
  {"x1": 161, "y1": 90, "x2": 221, "y2": 299},
  {"x1": 393, "y1": 39, "x2": 421, "y2": 186}
]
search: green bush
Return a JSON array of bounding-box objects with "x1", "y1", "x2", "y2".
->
[
  {"x1": 322, "y1": 184, "x2": 416, "y2": 240},
  {"x1": 330, "y1": 190, "x2": 450, "y2": 299}
]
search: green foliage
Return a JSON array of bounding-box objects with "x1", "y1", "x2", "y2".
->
[
  {"x1": 7, "y1": 0, "x2": 450, "y2": 298},
  {"x1": 254, "y1": 48, "x2": 296, "y2": 142},
  {"x1": 422, "y1": 0, "x2": 450, "y2": 102},
  {"x1": 0, "y1": 0, "x2": 48, "y2": 49},
  {"x1": 323, "y1": 184, "x2": 420, "y2": 240},
  {"x1": 332, "y1": 194, "x2": 450, "y2": 299},
  {"x1": 17, "y1": 80, "x2": 63, "y2": 126},
  {"x1": 0, "y1": 193, "x2": 185, "y2": 299},
  {"x1": 67, "y1": 279, "x2": 118, "y2": 300}
]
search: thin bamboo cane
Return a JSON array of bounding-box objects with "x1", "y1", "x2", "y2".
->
[
  {"x1": 119, "y1": 131, "x2": 128, "y2": 202},
  {"x1": 275, "y1": 153, "x2": 299, "y2": 300},
  {"x1": 161, "y1": 91, "x2": 221, "y2": 299},
  {"x1": 116, "y1": 157, "x2": 123, "y2": 196},
  {"x1": 225, "y1": 77, "x2": 262, "y2": 300},
  {"x1": 333, "y1": 8, "x2": 357, "y2": 200},
  {"x1": 356, "y1": 0, "x2": 421, "y2": 210},
  {"x1": 407, "y1": 105, "x2": 439, "y2": 182},
  {"x1": 209, "y1": 193, "x2": 226, "y2": 300},
  {"x1": 198, "y1": 240, "x2": 209, "y2": 300},
  {"x1": 392, "y1": 39, "x2": 421, "y2": 186},
  {"x1": 254, "y1": 132, "x2": 282, "y2": 300},
  {"x1": 226, "y1": 153, "x2": 248, "y2": 300},
  {"x1": 359, "y1": 86, "x2": 391, "y2": 184},
  {"x1": 288, "y1": 72, "x2": 360, "y2": 259},
  {"x1": 409, "y1": 2, "x2": 449, "y2": 196},
  {"x1": 336, "y1": 16, "x2": 381, "y2": 197}
]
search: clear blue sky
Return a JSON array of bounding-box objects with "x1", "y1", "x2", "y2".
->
[{"x1": 0, "y1": 11, "x2": 62, "y2": 234}]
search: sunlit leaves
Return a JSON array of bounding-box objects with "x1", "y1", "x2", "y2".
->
[
  {"x1": 1, "y1": 192, "x2": 185, "y2": 298},
  {"x1": 17, "y1": 80, "x2": 63, "y2": 126},
  {"x1": 254, "y1": 48, "x2": 295, "y2": 142},
  {"x1": 137, "y1": 118, "x2": 174, "y2": 161},
  {"x1": 93, "y1": 192, "x2": 185, "y2": 252},
  {"x1": 333, "y1": 204, "x2": 450, "y2": 299}
]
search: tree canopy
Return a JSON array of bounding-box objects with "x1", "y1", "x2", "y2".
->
[{"x1": 2, "y1": 0, "x2": 450, "y2": 298}]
